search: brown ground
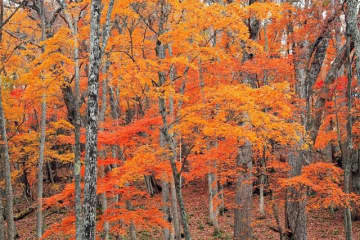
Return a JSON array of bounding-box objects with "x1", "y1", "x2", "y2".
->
[{"x1": 13, "y1": 179, "x2": 360, "y2": 239}]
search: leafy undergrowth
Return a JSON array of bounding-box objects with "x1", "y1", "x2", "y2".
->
[{"x1": 14, "y1": 179, "x2": 360, "y2": 239}]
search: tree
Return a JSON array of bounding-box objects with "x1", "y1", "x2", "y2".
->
[
  {"x1": 81, "y1": 0, "x2": 102, "y2": 238},
  {"x1": 0, "y1": 77, "x2": 15, "y2": 240},
  {"x1": 0, "y1": 190, "x2": 4, "y2": 240},
  {"x1": 234, "y1": 140, "x2": 252, "y2": 240},
  {"x1": 343, "y1": 4, "x2": 355, "y2": 237},
  {"x1": 0, "y1": 0, "x2": 26, "y2": 238},
  {"x1": 36, "y1": 0, "x2": 48, "y2": 237}
]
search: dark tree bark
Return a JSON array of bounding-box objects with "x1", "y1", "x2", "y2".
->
[
  {"x1": 61, "y1": 84, "x2": 77, "y2": 125},
  {"x1": 144, "y1": 175, "x2": 162, "y2": 196}
]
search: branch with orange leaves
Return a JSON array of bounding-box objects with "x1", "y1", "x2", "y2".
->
[{"x1": 0, "y1": 0, "x2": 27, "y2": 30}]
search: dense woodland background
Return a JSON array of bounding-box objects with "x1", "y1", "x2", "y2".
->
[{"x1": 0, "y1": 0, "x2": 360, "y2": 239}]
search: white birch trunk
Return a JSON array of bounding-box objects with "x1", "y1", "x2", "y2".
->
[{"x1": 82, "y1": 0, "x2": 102, "y2": 238}]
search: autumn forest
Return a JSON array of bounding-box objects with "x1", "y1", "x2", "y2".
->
[{"x1": 0, "y1": 0, "x2": 360, "y2": 239}]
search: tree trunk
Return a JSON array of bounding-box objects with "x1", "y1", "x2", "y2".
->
[
  {"x1": 199, "y1": 54, "x2": 219, "y2": 231},
  {"x1": 109, "y1": 85, "x2": 120, "y2": 202},
  {"x1": 36, "y1": 87, "x2": 46, "y2": 239},
  {"x1": 126, "y1": 200, "x2": 137, "y2": 240},
  {"x1": 343, "y1": 16, "x2": 354, "y2": 239},
  {"x1": 108, "y1": 85, "x2": 120, "y2": 121},
  {"x1": 0, "y1": 159, "x2": 3, "y2": 240},
  {"x1": 285, "y1": 147, "x2": 307, "y2": 240},
  {"x1": 162, "y1": 179, "x2": 171, "y2": 240},
  {"x1": 60, "y1": 2, "x2": 84, "y2": 238},
  {"x1": 271, "y1": 193, "x2": 286, "y2": 240},
  {"x1": 346, "y1": 0, "x2": 360, "y2": 84},
  {"x1": 160, "y1": 119, "x2": 172, "y2": 240},
  {"x1": 0, "y1": 76, "x2": 16, "y2": 240},
  {"x1": 218, "y1": 181, "x2": 225, "y2": 216},
  {"x1": 36, "y1": 1, "x2": 47, "y2": 237},
  {"x1": 172, "y1": 170, "x2": 191, "y2": 240},
  {"x1": 73, "y1": 24, "x2": 83, "y2": 240},
  {"x1": 0, "y1": 0, "x2": 15, "y2": 238},
  {"x1": 259, "y1": 148, "x2": 266, "y2": 218},
  {"x1": 129, "y1": 223, "x2": 137, "y2": 240},
  {"x1": 46, "y1": 161, "x2": 54, "y2": 184},
  {"x1": 155, "y1": 2, "x2": 191, "y2": 236},
  {"x1": 234, "y1": 141, "x2": 252, "y2": 240},
  {"x1": 352, "y1": 150, "x2": 360, "y2": 220},
  {"x1": 144, "y1": 175, "x2": 162, "y2": 196},
  {"x1": 259, "y1": 24, "x2": 268, "y2": 219},
  {"x1": 99, "y1": 152, "x2": 109, "y2": 240},
  {"x1": 345, "y1": 0, "x2": 360, "y2": 224},
  {"x1": 99, "y1": 59, "x2": 110, "y2": 240},
  {"x1": 208, "y1": 170, "x2": 219, "y2": 230},
  {"x1": 170, "y1": 178, "x2": 181, "y2": 240},
  {"x1": 232, "y1": 3, "x2": 258, "y2": 237},
  {"x1": 0, "y1": 193, "x2": 4, "y2": 240},
  {"x1": 158, "y1": 89, "x2": 191, "y2": 240},
  {"x1": 158, "y1": 67, "x2": 191, "y2": 240},
  {"x1": 81, "y1": 0, "x2": 102, "y2": 238},
  {"x1": 167, "y1": 46, "x2": 183, "y2": 239},
  {"x1": 286, "y1": 14, "x2": 329, "y2": 240}
]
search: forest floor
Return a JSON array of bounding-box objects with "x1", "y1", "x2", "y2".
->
[{"x1": 13, "y1": 179, "x2": 360, "y2": 240}]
